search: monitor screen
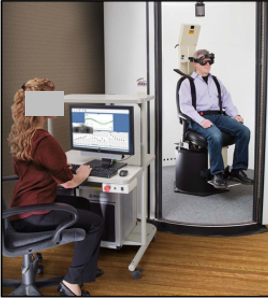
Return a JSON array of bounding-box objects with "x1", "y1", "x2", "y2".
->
[{"x1": 69, "y1": 105, "x2": 134, "y2": 155}]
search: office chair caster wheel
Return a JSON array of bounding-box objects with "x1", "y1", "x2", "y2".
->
[
  {"x1": 132, "y1": 268, "x2": 143, "y2": 279},
  {"x1": 35, "y1": 252, "x2": 43, "y2": 262},
  {"x1": 37, "y1": 264, "x2": 44, "y2": 274}
]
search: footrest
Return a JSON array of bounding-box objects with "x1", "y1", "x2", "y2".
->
[{"x1": 207, "y1": 180, "x2": 241, "y2": 188}]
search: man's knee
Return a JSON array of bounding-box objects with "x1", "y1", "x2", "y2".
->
[
  {"x1": 240, "y1": 125, "x2": 250, "y2": 141},
  {"x1": 208, "y1": 131, "x2": 223, "y2": 145}
]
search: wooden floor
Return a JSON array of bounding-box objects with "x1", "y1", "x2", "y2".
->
[{"x1": 2, "y1": 229, "x2": 268, "y2": 297}]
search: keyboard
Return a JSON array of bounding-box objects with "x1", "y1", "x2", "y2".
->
[
  {"x1": 90, "y1": 167, "x2": 118, "y2": 178},
  {"x1": 71, "y1": 164, "x2": 118, "y2": 178}
]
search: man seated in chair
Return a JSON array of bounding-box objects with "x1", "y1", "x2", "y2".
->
[{"x1": 179, "y1": 49, "x2": 254, "y2": 189}]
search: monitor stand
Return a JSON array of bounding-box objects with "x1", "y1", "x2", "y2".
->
[{"x1": 86, "y1": 158, "x2": 127, "y2": 171}]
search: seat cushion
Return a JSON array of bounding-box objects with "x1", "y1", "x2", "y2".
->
[
  {"x1": 4, "y1": 228, "x2": 86, "y2": 250},
  {"x1": 5, "y1": 228, "x2": 54, "y2": 248},
  {"x1": 186, "y1": 130, "x2": 236, "y2": 148}
]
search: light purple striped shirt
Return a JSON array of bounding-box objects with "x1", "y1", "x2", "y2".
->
[{"x1": 179, "y1": 72, "x2": 239, "y2": 125}]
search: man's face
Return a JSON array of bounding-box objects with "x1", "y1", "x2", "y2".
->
[{"x1": 194, "y1": 55, "x2": 212, "y2": 75}]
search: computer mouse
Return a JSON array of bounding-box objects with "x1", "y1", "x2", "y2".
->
[{"x1": 119, "y1": 170, "x2": 129, "y2": 177}]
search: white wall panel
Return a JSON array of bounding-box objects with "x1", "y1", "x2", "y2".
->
[
  {"x1": 104, "y1": 2, "x2": 149, "y2": 219},
  {"x1": 104, "y1": 2, "x2": 147, "y2": 95}
]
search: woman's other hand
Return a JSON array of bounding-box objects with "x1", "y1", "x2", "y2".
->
[
  {"x1": 76, "y1": 165, "x2": 92, "y2": 179},
  {"x1": 61, "y1": 165, "x2": 92, "y2": 189}
]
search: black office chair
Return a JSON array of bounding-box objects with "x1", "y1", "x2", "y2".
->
[
  {"x1": 2, "y1": 175, "x2": 86, "y2": 296},
  {"x1": 174, "y1": 74, "x2": 236, "y2": 196}
]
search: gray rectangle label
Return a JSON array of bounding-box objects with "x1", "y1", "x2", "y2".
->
[{"x1": 25, "y1": 91, "x2": 64, "y2": 116}]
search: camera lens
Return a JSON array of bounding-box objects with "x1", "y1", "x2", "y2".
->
[{"x1": 195, "y1": 2, "x2": 205, "y2": 17}]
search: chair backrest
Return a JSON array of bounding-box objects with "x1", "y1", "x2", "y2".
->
[
  {"x1": 176, "y1": 76, "x2": 197, "y2": 115},
  {"x1": 2, "y1": 194, "x2": 15, "y2": 231},
  {"x1": 176, "y1": 77, "x2": 193, "y2": 136},
  {"x1": 176, "y1": 77, "x2": 185, "y2": 115}
]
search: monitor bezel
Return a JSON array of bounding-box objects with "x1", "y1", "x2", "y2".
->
[{"x1": 69, "y1": 104, "x2": 135, "y2": 156}]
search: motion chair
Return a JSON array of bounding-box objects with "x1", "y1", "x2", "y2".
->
[
  {"x1": 174, "y1": 71, "x2": 236, "y2": 196},
  {"x1": 2, "y1": 175, "x2": 86, "y2": 296}
]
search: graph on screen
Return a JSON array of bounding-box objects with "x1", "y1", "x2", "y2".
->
[
  {"x1": 85, "y1": 114, "x2": 113, "y2": 131},
  {"x1": 73, "y1": 131, "x2": 129, "y2": 150}
]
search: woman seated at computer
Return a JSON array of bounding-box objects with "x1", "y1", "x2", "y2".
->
[{"x1": 8, "y1": 77, "x2": 104, "y2": 297}]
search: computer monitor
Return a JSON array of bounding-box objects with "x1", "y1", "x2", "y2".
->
[{"x1": 69, "y1": 104, "x2": 135, "y2": 168}]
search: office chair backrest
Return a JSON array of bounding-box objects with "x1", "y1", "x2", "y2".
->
[
  {"x1": 2, "y1": 196, "x2": 9, "y2": 230},
  {"x1": 176, "y1": 77, "x2": 193, "y2": 137},
  {"x1": 176, "y1": 76, "x2": 196, "y2": 118}
]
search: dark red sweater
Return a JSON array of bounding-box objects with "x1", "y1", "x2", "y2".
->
[{"x1": 10, "y1": 129, "x2": 73, "y2": 220}]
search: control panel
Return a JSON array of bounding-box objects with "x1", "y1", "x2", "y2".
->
[{"x1": 102, "y1": 178, "x2": 137, "y2": 194}]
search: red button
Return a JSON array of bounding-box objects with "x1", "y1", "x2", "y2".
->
[
  {"x1": 104, "y1": 185, "x2": 110, "y2": 192},
  {"x1": 200, "y1": 112, "x2": 204, "y2": 115}
]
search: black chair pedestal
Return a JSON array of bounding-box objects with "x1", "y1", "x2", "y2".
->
[
  {"x1": 2, "y1": 253, "x2": 64, "y2": 296},
  {"x1": 175, "y1": 146, "x2": 228, "y2": 197}
]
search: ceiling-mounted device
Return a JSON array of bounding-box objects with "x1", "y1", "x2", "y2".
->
[{"x1": 195, "y1": 1, "x2": 205, "y2": 17}]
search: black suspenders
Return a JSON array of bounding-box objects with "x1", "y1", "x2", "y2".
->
[
  {"x1": 211, "y1": 75, "x2": 222, "y2": 114},
  {"x1": 187, "y1": 75, "x2": 222, "y2": 114}
]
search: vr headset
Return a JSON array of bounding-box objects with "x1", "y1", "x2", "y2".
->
[{"x1": 189, "y1": 53, "x2": 215, "y2": 65}]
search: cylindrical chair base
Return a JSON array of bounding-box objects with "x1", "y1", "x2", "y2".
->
[{"x1": 175, "y1": 147, "x2": 227, "y2": 196}]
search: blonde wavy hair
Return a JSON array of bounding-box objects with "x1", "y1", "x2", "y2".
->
[{"x1": 8, "y1": 77, "x2": 56, "y2": 161}]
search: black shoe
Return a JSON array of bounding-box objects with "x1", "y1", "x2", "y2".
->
[
  {"x1": 79, "y1": 269, "x2": 104, "y2": 289},
  {"x1": 96, "y1": 268, "x2": 104, "y2": 278},
  {"x1": 58, "y1": 282, "x2": 90, "y2": 296},
  {"x1": 211, "y1": 173, "x2": 227, "y2": 189},
  {"x1": 229, "y1": 170, "x2": 254, "y2": 185}
]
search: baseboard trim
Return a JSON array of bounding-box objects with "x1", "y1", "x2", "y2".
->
[{"x1": 148, "y1": 219, "x2": 268, "y2": 237}]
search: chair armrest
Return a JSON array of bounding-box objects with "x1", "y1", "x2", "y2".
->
[
  {"x1": 178, "y1": 112, "x2": 192, "y2": 123},
  {"x1": 2, "y1": 175, "x2": 19, "y2": 182},
  {"x1": 2, "y1": 203, "x2": 79, "y2": 244},
  {"x1": 2, "y1": 202, "x2": 77, "y2": 219},
  {"x1": 178, "y1": 113, "x2": 192, "y2": 143}
]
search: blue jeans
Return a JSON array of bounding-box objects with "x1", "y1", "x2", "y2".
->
[{"x1": 189, "y1": 114, "x2": 251, "y2": 175}]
